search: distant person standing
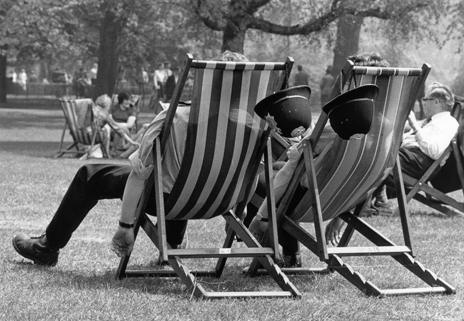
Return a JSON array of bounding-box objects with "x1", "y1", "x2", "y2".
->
[
  {"x1": 153, "y1": 63, "x2": 165, "y2": 101},
  {"x1": 141, "y1": 67, "x2": 149, "y2": 84},
  {"x1": 88, "y1": 63, "x2": 98, "y2": 85},
  {"x1": 320, "y1": 65, "x2": 334, "y2": 106},
  {"x1": 293, "y1": 65, "x2": 309, "y2": 86},
  {"x1": 17, "y1": 69, "x2": 28, "y2": 92},
  {"x1": 164, "y1": 64, "x2": 176, "y2": 102},
  {"x1": 29, "y1": 70, "x2": 38, "y2": 83},
  {"x1": 7, "y1": 68, "x2": 17, "y2": 83}
]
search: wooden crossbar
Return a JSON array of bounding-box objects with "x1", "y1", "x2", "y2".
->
[
  {"x1": 380, "y1": 287, "x2": 450, "y2": 296},
  {"x1": 124, "y1": 270, "x2": 218, "y2": 278},
  {"x1": 327, "y1": 246, "x2": 411, "y2": 257},
  {"x1": 167, "y1": 247, "x2": 274, "y2": 258},
  {"x1": 202, "y1": 291, "x2": 294, "y2": 299}
]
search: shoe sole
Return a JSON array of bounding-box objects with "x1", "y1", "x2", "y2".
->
[{"x1": 12, "y1": 238, "x2": 58, "y2": 267}]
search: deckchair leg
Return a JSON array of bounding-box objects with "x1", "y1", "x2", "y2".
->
[
  {"x1": 394, "y1": 156, "x2": 413, "y2": 252},
  {"x1": 338, "y1": 212, "x2": 456, "y2": 296},
  {"x1": 54, "y1": 122, "x2": 68, "y2": 158},
  {"x1": 168, "y1": 257, "x2": 209, "y2": 299},
  {"x1": 279, "y1": 213, "x2": 455, "y2": 296},
  {"x1": 214, "y1": 227, "x2": 236, "y2": 278},
  {"x1": 223, "y1": 214, "x2": 301, "y2": 298},
  {"x1": 302, "y1": 140, "x2": 327, "y2": 261},
  {"x1": 54, "y1": 142, "x2": 80, "y2": 158},
  {"x1": 451, "y1": 140, "x2": 464, "y2": 199},
  {"x1": 413, "y1": 193, "x2": 464, "y2": 217}
]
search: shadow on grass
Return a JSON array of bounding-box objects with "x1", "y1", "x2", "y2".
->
[
  {"x1": 0, "y1": 141, "x2": 64, "y2": 158},
  {"x1": 411, "y1": 209, "x2": 463, "y2": 219},
  {"x1": 9, "y1": 260, "x2": 186, "y2": 296},
  {"x1": 8, "y1": 258, "x2": 322, "y2": 298}
]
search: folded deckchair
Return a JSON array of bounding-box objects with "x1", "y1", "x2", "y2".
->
[
  {"x1": 116, "y1": 54, "x2": 300, "y2": 299},
  {"x1": 249, "y1": 60, "x2": 455, "y2": 296},
  {"x1": 401, "y1": 98, "x2": 464, "y2": 216},
  {"x1": 55, "y1": 98, "x2": 107, "y2": 158}
]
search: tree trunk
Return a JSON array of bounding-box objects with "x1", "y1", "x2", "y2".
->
[
  {"x1": 94, "y1": 8, "x2": 124, "y2": 98},
  {"x1": 221, "y1": 19, "x2": 247, "y2": 53},
  {"x1": 331, "y1": 14, "x2": 363, "y2": 77},
  {"x1": 0, "y1": 54, "x2": 6, "y2": 103}
]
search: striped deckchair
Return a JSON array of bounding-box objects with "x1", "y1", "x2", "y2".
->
[
  {"x1": 249, "y1": 60, "x2": 455, "y2": 296},
  {"x1": 402, "y1": 98, "x2": 464, "y2": 217},
  {"x1": 116, "y1": 54, "x2": 300, "y2": 299},
  {"x1": 55, "y1": 98, "x2": 104, "y2": 158}
]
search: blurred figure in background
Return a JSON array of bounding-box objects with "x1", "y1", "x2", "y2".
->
[
  {"x1": 153, "y1": 63, "x2": 165, "y2": 101},
  {"x1": 319, "y1": 65, "x2": 334, "y2": 106},
  {"x1": 164, "y1": 64, "x2": 177, "y2": 103},
  {"x1": 293, "y1": 65, "x2": 309, "y2": 86},
  {"x1": 17, "y1": 68, "x2": 28, "y2": 91}
]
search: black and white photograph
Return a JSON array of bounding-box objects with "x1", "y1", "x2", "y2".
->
[{"x1": 0, "y1": 0, "x2": 462, "y2": 320}]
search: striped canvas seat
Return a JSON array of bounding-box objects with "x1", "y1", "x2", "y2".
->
[
  {"x1": 56, "y1": 98, "x2": 104, "y2": 157},
  {"x1": 61, "y1": 99, "x2": 94, "y2": 145},
  {"x1": 252, "y1": 60, "x2": 455, "y2": 297},
  {"x1": 117, "y1": 54, "x2": 301, "y2": 299},
  {"x1": 163, "y1": 59, "x2": 291, "y2": 221},
  {"x1": 292, "y1": 66, "x2": 427, "y2": 222}
]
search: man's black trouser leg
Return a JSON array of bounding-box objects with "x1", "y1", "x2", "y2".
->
[
  {"x1": 45, "y1": 163, "x2": 186, "y2": 249},
  {"x1": 385, "y1": 146, "x2": 434, "y2": 198}
]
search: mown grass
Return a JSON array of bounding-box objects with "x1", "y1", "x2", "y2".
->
[{"x1": 0, "y1": 106, "x2": 463, "y2": 321}]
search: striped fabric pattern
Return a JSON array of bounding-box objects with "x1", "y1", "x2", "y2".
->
[
  {"x1": 292, "y1": 66, "x2": 426, "y2": 222},
  {"x1": 164, "y1": 61, "x2": 289, "y2": 220},
  {"x1": 60, "y1": 98, "x2": 95, "y2": 146}
]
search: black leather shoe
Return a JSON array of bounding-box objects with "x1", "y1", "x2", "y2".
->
[{"x1": 12, "y1": 233, "x2": 59, "y2": 266}]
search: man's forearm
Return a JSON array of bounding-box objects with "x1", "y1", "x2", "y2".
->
[{"x1": 119, "y1": 171, "x2": 146, "y2": 224}]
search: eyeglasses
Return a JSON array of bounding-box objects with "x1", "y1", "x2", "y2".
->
[{"x1": 421, "y1": 97, "x2": 436, "y2": 101}]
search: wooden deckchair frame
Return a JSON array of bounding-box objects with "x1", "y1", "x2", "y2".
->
[
  {"x1": 116, "y1": 54, "x2": 301, "y2": 299},
  {"x1": 249, "y1": 60, "x2": 456, "y2": 297},
  {"x1": 401, "y1": 99, "x2": 464, "y2": 217}
]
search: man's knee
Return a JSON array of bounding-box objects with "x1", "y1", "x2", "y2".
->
[{"x1": 75, "y1": 164, "x2": 105, "y2": 184}]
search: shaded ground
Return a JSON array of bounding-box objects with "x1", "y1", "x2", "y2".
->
[{"x1": 0, "y1": 107, "x2": 463, "y2": 321}]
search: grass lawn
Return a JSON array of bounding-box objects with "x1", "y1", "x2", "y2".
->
[{"x1": 0, "y1": 105, "x2": 463, "y2": 321}]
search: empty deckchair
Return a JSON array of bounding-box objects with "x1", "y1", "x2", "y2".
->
[
  {"x1": 401, "y1": 98, "x2": 464, "y2": 216},
  {"x1": 55, "y1": 98, "x2": 107, "y2": 158},
  {"x1": 249, "y1": 60, "x2": 455, "y2": 296},
  {"x1": 116, "y1": 54, "x2": 300, "y2": 299}
]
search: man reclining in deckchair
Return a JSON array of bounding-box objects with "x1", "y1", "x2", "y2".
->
[
  {"x1": 325, "y1": 81, "x2": 458, "y2": 245},
  {"x1": 12, "y1": 51, "x2": 250, "y2": 266},
  {"x1": 248, "y1": 53, "x2": 391, "y2": 264}
]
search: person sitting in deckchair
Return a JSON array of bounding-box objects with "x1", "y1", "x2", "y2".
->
[
  {"x1": 247, "y1": 53, "x2": 391, "y2": 266},
  {"x1": 93, "y1": 94, "x2": 139, "y2": 155},
  {"x1": 11, "y1": 51, "x2": 249, "y2": 267},
  {"x1": 107, "y1": 92, "x2": 138, "y2": 155},
  {"x1": 326, "y1": 82, "x2": 459, "y2": 245},
  {"x1": 109, "y1": 51, "x2": 251, "y2": 257}
]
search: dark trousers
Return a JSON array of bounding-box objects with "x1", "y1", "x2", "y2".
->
[
  {"x1": 385, "y1": 146, "x2": 434, "y2": 198},
  {"x1": 45, "y1": 163, "x2": 187, "y2": 249}
]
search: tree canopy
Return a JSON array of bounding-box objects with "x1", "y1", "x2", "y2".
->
[{"x1": 0, "y1": 0, "x2": 461, "y2": 100}]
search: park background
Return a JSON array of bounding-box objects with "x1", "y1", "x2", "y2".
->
[
  {"x1": 1, "y1": 1, "x2": 464, "y2": 320},
  {"x1": 1, "y1": 0, "x2": 464, "y2": 109}
]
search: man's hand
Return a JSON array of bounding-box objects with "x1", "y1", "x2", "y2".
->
[
  {"x1": 286, "y1": 144, "x2": 300, "y2": 161},
  {"x1": 325, "y1": 217, "x2": 346, "y2": 247},
  {"x1": 111, "y1": 226, "x2": 135, "y2": 257}
]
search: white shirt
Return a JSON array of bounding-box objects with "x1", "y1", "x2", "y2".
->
[
  {"x1": 153, "y1": 70, "x2": 165, "y2": 89},
  {"x1": 401, "y1": 111, "x2": 459, "y2": 160}
]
